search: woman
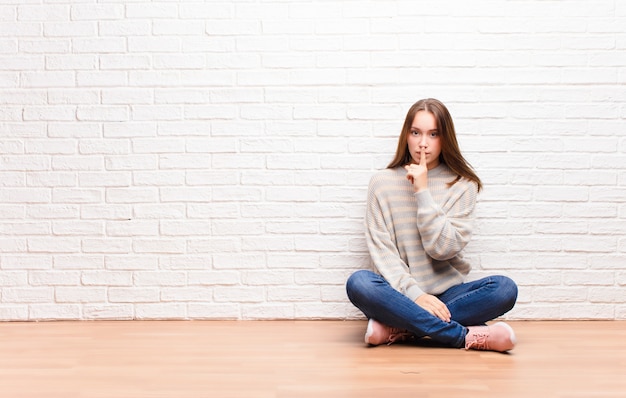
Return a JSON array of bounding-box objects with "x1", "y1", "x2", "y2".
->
[{"x1": 346, "y1": 98, "x2": 518, "y2": 352}]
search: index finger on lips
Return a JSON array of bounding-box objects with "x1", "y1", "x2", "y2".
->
[{"x1": 420, "y1": 150, "x2": 426, "y2": 166}]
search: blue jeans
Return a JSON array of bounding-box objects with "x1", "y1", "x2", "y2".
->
[{"x1": 345, "y1": 270, "x2": 518, "y2": 348}]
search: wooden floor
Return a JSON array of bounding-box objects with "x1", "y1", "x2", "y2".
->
[{"x1": 0, "y1": 320, "x2": 625, "y2": 398}]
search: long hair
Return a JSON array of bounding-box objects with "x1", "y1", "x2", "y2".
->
[{"x1": 387, "y1": 98, "x2": 482, "y2": 191}]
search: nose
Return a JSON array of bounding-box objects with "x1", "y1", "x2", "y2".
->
[{"x1": 419, "y1": 134, "x2": 428, "y2": 148}]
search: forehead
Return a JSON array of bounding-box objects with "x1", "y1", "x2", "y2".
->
[{"x1": 411, "y1": 110, "x2": 437, "y2": 129}]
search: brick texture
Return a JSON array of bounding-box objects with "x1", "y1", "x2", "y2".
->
[{"x1": 1, "y1": 0, "x2": 625, "y2": 320}]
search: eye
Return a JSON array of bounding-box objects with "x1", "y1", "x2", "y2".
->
[
  {"x1": 410, "y1": 130, "x2": 420, "y2": 136},
  {"x1": 430, "y1": 132, "x2": 439, "y2": 138}
]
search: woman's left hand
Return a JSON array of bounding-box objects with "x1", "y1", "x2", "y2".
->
[{"x1": 415, "y1": 293, "x2": 451, "y2": 323}]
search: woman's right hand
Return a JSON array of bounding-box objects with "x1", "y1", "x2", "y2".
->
[
  {"x1": 415, "y1": 293, "x2": 451, "y2": 323},
  {"x1": 404, "y1": 151, "x2": 429, "y2": 192}
]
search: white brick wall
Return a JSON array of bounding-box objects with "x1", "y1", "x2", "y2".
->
[{"x1": 1, "y1": 0, "x2": 625, "y2": 321}]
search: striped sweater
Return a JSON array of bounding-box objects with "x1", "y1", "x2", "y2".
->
[{"x1": 365, "y1": 163, "x2": 479, "y2": 302}]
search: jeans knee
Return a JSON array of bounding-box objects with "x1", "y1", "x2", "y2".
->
[
  {"x1": 496, "y1": 275, "x2": 518, "y2": 309},
  {"x1": 346, "y1": 270, "x2": 375, "y2": 304},
  {"x1": 346, "y1": 270, "x2": 369, "y2": 293}
]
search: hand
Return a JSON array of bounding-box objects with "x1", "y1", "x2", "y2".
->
[
  {"x1": 404, "y1": 151, "x2": 428, "y2": 192},
  {"x1": 415, "y1": 294, "x2": 451, "y2": 323}
]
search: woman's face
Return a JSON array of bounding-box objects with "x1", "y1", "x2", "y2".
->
[{"x1": 406, "y1": 110, "x2": 442, "y2": 169}]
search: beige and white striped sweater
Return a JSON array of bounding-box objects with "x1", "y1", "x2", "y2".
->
[{"x1": 365, "y1": 163, "x2": 479, "y2": 301}]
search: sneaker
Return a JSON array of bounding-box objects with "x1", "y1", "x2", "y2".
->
[
  {"x1": 464, "y1": 321, "x2": 516, "y2": 352},
  {"x1": 364, "y1": 318, "x2": 412, "y2": 346}
]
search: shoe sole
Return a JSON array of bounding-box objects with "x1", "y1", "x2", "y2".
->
[
  {"x1": 493, "y1": 321, "x2": 517, "y2": 346},
  {"x1": 364, "y1": 318, "x2": 375, "y2": 345}
]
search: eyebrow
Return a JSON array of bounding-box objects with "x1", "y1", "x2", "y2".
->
[{"x1": 410, "y1": 126, "x2": 438, "y2": 132}]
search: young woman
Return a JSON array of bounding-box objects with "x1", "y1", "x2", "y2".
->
[{"x1": 346, "y1": 98, "x2": 518, "y2": 352}]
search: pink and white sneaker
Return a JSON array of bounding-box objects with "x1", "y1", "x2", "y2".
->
[
  {"x1": 464, "y1": 321, "x2": 516, "y2": 352},
  {"x1": 364, "y1": 318, "x2": 413, "y2": 346}
]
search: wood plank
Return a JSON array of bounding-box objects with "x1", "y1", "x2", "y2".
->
[{"x1": 0, "y1": 320, "x2": 624, "y2": 397}]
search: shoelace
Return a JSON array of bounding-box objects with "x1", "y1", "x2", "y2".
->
[
  {"x1": 465, "y1": 330, "x2": 489, "y2": 350},
  {"x1": 387, "y1": 328, "x2": 412, "y2": 345}
]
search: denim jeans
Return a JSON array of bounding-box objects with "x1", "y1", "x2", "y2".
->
[{"x1": 345, "y1": 270, "x2": 518, "y2": 348}]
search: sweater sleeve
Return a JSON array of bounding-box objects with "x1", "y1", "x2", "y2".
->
[
  {"x1": 365, "y1": 178, "x2": 425, "y2": 301},
  {"x1": 415, "y1": 180, "x2": 478, "y2": 261}
]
